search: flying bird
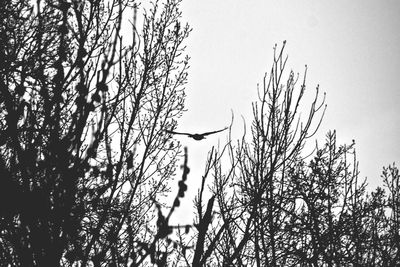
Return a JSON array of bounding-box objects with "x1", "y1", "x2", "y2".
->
[{"x1": 166, "y1": 127, "x2": 228, "y2": 141}]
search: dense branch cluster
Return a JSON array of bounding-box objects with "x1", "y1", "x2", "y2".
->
[
  {"x1": 0, "y1": 0, "x2": 190, "y2": 265},
  {"x1": 0, "y1": 0, "x2": 398, "y2": 266},
  {"x1": 185, "y1": 44, "x2": 400, "y2": 266}
]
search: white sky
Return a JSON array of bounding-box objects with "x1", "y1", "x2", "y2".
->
[{"x1": 169, "y1": 1, "x2": 400, "y2": 222}]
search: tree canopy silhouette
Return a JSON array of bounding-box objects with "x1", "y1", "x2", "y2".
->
[
  {"x1": 176, "y1": 43, "x2": 400, "y2": 266},
  {"x1": 0, "y1": 0, "x2": 191, "y2": 265},
  {"x1": 1, "y1": 1, "x2": 399, "y2": 266}
]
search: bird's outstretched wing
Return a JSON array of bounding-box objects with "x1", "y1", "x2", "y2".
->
[
  {"x1": 165, "y1": 130, "x2": 191, "y2": 136},
  {"x1": 200, "y1": 127, "x2": 228, "y2": 136}
]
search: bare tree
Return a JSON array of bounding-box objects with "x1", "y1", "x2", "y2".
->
[
  {"x1": 185, "y1": 40, "x2": 398, "y2": 265},
  {"x1": 2, "y1": 1, "x2": 399, "y2": 265},
  {"x1": 287, "y1": 131, "x2": 367, "y2": 266},
  {"x1": 187, "y1": 42, "x2": 326, "y2": 266},
  {"x1": 365, "y1": 163, "x2": 400, "y2": 265},
  {"x1": 0, "y1": 0, "x2": 190, "y2": 266}
]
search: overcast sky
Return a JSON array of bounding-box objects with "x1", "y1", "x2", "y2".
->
[{"x1": 170, "y1": 0, "x2": 400, "y2": 222}]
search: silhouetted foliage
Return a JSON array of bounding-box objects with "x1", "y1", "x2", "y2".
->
[
  {"x1": 0, "y1": 0, "x2": 191, "y2": 265},
  {"x1": 178, "y1": 43, "x2": 400, "y2": 267},
  {"x1": 1, "y1": 1, "x2": 398, "y2": 265}
]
